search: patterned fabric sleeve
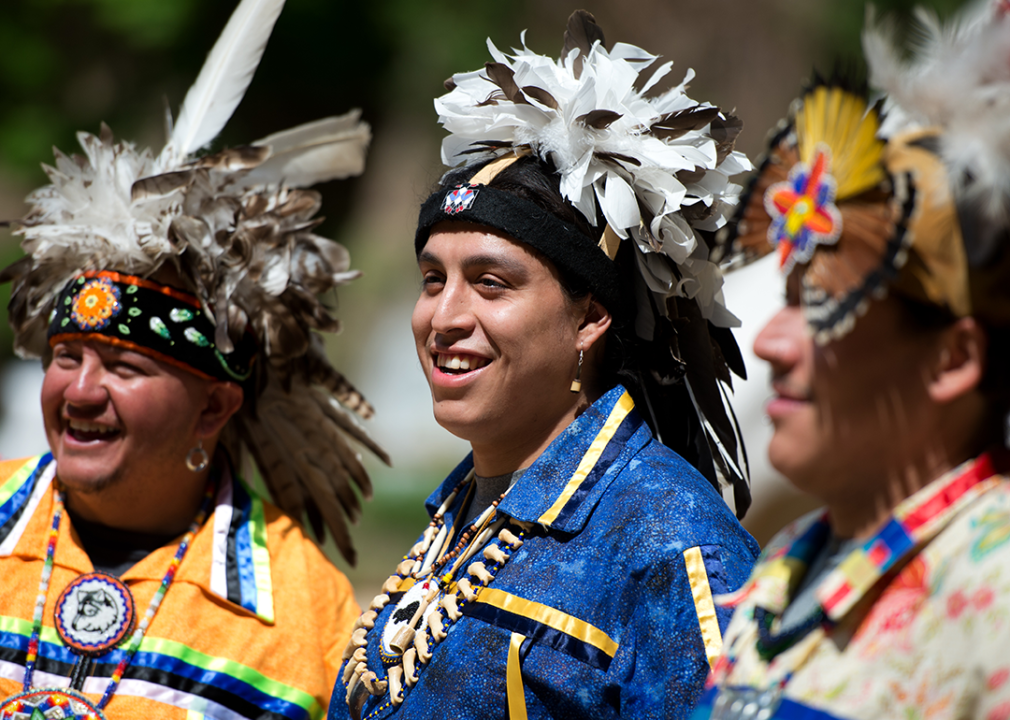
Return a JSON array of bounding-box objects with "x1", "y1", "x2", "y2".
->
[{"x1": 605, "y1": 543, "x2": 749, "y2": 719}]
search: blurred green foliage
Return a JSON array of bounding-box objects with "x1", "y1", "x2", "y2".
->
[{"x1": 0, "y1": 0, "x2": 528, "y2": 183}]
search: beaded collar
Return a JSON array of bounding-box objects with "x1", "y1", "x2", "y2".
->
[{"x1": 340, "y1": 471, "x2": 529, "y2": 719}]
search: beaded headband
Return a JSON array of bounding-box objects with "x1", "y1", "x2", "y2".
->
[{"x1": 48, "y1": 271, "x2": 256, "y2": 382}]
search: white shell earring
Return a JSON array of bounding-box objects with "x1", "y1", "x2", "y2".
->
[{"x1": 186, "y1": 440, "x2": 209, "y2": 473}]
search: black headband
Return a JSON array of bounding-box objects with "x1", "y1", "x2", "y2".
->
[
  {"x1": 48, "y1": 271, "x2": 256, "y2": 382},
  {"x1": 415, "y1": 183, "x2": 624, "y2": 317}
]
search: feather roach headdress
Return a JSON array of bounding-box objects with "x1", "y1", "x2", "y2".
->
[
  {"x1": 415, "y1": 11, "x2": 755, "y2": 515},
  {"x1": 1, "y1": 0, "x2": 387, "y2": 564},
  {"x1": 723, "y1": 1, "x2": 1010, "y2": 343}
]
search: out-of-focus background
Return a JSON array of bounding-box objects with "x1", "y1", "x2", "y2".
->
[{"x1": 0, "y1": 0, "x2": 967, "y2": 603}]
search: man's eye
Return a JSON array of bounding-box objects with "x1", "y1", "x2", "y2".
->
[{"x1": 478, "y1": 277, "x2": 506, "y2": 290}]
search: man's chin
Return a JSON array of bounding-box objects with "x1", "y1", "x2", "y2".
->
[{"x1": 53, "y1": 460, "x2": 123, "y2": 496}]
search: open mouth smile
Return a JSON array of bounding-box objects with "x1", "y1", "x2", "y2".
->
[
  {"x1": 434, "y1": 353, "x2": 490, "y2": 375},
  {"x1": 66, "y1": 419, "x2": 121, "y2": 443}
]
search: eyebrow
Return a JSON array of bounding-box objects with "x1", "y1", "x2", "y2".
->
[{"x1": 418, "y1": 250, "x2": 529, "y2": 279}]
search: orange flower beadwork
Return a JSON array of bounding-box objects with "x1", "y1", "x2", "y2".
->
[{"x1": 71, "y1": 277, "x2": 122, "y2": 330}]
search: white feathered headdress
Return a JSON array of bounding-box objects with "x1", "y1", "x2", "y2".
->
[
  {"x1": 2, "y1": 0, "x2": 386, "y2": 564},
  {"x1": 860, "y1": 0, "x2": 1010, "y2": 326},
  {"x1": 436, "y1": 11, "x2": 752, "y2": 332}
]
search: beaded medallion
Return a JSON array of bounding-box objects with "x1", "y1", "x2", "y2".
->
[
  {"x1": 55, "y1": 573, "x2": 136, "y2": 656},
  {"x1": 70, "y1": 277, "x2": 122, "y2": 331},
  {"x1": 0, "y1": 688, "x2": 106, "y2": 720}
]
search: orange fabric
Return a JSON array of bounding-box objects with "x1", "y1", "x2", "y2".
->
[{"x1": 0, "y1": 459, "x2": 359, "y2": 718}]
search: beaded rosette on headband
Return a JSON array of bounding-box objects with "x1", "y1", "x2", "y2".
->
[
  {"x1": 417, "y1": 11, "x2": 756, "y2": 514},
  {"x1": 1, "y1": 0, "x2": 388, "y2": 564},
  {"x1": 48, "y1": 271, "x2": 258, "y2": 382},
  {"x1": 723, "y1": 2, "x2": 1010, "y2": 343}
]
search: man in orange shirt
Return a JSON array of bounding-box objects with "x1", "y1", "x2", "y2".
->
[{"x1": 0, "y1": 0, "x2": 383, "y2": 717}]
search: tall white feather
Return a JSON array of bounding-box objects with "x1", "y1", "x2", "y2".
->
[{"x1": 158, "y1": 0, "x2": 286, "y2": 170}]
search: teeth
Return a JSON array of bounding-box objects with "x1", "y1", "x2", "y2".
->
[
  {"x1": 436, "y1": 354, "x2": 487, "y2": 371},
  {"x1": 68, "y1": 420, "x2": 116, "y2": 435}
]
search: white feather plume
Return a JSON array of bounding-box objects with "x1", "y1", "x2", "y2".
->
[
  {"x1": 158, "y1": 0, "x2": 286, "y2": 170},
  {"x1": 864, "y1": 0, "x2": 1010, "y2": 219}
]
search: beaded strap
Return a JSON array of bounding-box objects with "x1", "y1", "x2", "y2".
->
[
  {"x1": 22, "y1": 478, "x2": 216, "y2": 710},
  {"x1": 22, "y1": 495, "x2": 63, "y2": 691},
  {"x1": 753, "y1": 606, "x2": 827, "y2": 661}
]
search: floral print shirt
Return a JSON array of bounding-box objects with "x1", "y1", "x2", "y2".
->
[{"x1": 691, "y1": 453, "x2": 1010, "y2": 720}]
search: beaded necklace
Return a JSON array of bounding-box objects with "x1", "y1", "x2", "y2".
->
[
  {"x1": 342, "y1": 471, "x2": 529, "y2": 718},
  {"x1": 5, "y1": 479, "x2": 215, "y2": 719}
]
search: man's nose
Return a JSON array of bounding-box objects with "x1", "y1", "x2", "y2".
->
[
  {"x1": 64, "y1": 350, "x2": 110, "y2": 406},
  {"x1": 753, "y1": 306, "x2": 803, "y2": 372},
  {"x1": 430, "y1": 279, "x2": 475, "y2": 336}
]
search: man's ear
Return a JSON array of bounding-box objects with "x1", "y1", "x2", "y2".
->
[
  {"x1": 929, "y1": 317, "x2": 987, "y2": 405},
  {"x1": 576, "y1": 298, "x2": 612, "y2": 351},
  {"x1": 197, "y1": 381, "x2": 245, "y2": 439}
]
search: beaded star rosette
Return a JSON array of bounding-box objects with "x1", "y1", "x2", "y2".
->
[{"x1": 0, "y1": 688, "x2": 106, "y2": 720}]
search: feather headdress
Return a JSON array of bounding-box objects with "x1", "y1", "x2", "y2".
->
[
  {"x1": 723, "y1": 1, "x2": 1010, "y2": 345},
  {"x1": 2, "y1": 0, "x2": 386, "y2": 564},
  {"x1": 437, "y1": 11, "x2": 751, "y2": 330},
  {"x1": 864, "y1": 1, "x2": 1010, "y2": 220},
  {"x1": 722, "y1": 82, "x2": 910, "y2": 343},
  {"x1": 424, "y1": 11, "x2": 755, "y2": 516}
]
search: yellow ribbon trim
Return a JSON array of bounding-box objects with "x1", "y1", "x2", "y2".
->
[
  {"x1": 538, "y1": 391, "x2": 634, "y2": 526},
  {"x1": 507, "y1": 632, "x2": 528, "y2": 720},
  {"x1": 476, "y1": 587, "x2": 619, "y2": 658},
  {"x1": 683, "y1": 546, "x2": 722, "y2": 668}
]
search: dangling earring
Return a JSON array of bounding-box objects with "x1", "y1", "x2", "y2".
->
[
  {"x1": 570, "y1": 349, "x2": 584, "y2": 393},
  {"x1": 186, "y1": 439, "x2": 209, "y2": 473}
]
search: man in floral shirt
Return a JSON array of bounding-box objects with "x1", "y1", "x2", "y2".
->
[{"x1": 691, "y1": 4, "x2": 1010, "y2": 719}]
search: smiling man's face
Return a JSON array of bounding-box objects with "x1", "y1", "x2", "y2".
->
[
  {"x1": 411, "y1": 222, "x2": 586, "y2": 454},
  {"x1": 42, "y1": 339, "x2": 212, "y2": 496}
]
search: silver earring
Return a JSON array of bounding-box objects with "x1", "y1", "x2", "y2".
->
[
  {"x1": 186, "y1": 440, "x2": 209, "y2": 473},
  {"x1": 570, "y1": 349, "x2": 584, "y2": 393}
]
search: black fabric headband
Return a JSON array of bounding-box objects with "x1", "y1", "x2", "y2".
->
[
  {"x1": 48, "y1": 271, "x2": 256, "y2": 382},
  {"x1": 415, "y1": 183, "x2": 624, "y2": 317}
]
